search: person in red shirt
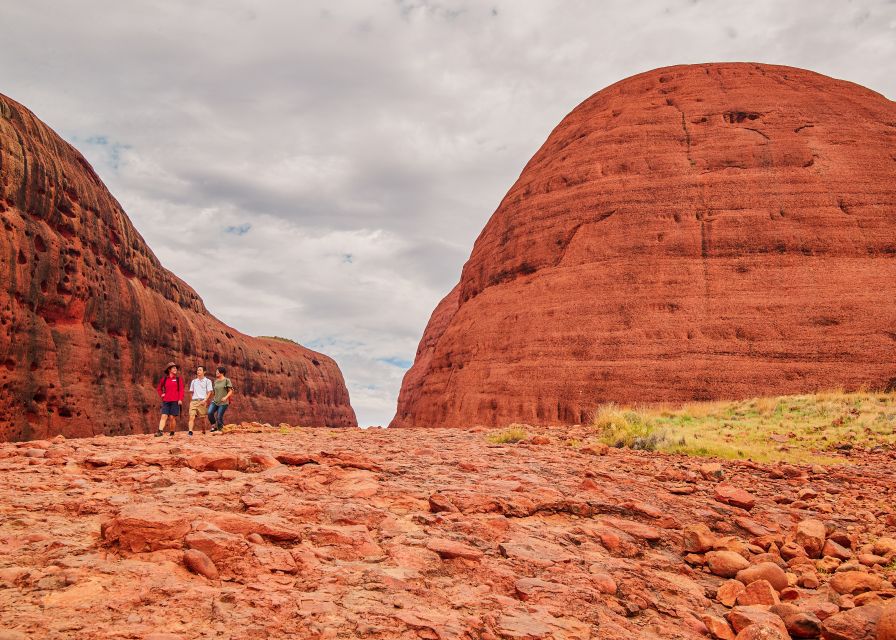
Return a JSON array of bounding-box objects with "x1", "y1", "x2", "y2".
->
[{"x1": 155, "y1": 362, "x2": 184, "y2": 437}]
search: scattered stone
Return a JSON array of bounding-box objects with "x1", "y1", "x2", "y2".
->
[
  {"x1": 797, "y1": 570, "x2": 820, "y2": 589},
  {"x1": 873, "y1": 537, "x2": 896, "y2": 557},
  {"x1": 829, "y1": 571, "x2": 883, "y2": 595},
  {"x1": 683, "y1": 523, "x2": 718, "y2": 553},
  {"x1": 735, "y1": 580, "x2": 780, "y2": 607},
  {"x1": 715, "y1": 485, "x2": 757, "y2": 510},
  {"x1": 717, "y1": 580, "x2": 747, "y2": 607},
  {"x1": 183, "y1": 549, "x2": 219, "y2": 580},
  {"x1": 700, "y1": 463, "x2": 724, "y2": 480},
  {"x1": 275, "y1": 452, "x2": 317, "y2": 466},
  {"x1": 733, "y1": 624, "x2": 789, "y2": 640},
  {"x1": 795, "y1": 519, "x2": 827, "y2": 558},
  {"x1": 428, "y1": 493, "x2": 459, "y2": 513},
  {"x1": 782, "y1": 612, "x2": 822, "y2": 638},
  {"x1": 726, "y1": 606, "x2": 789, "y2": 635},
  {"x1": 857, "y1": 553, "x2": 888, "y2": 567},
  {"x1": 581, "y1": 443, "x2": 609, "y2": 456},
  {"x1": 823, "y1": 539, "x2": 853, "y2": 561},
  {"x1": 249, "y1": 453, "x2": 281, "y2": 470},
  {"x1": 708, "y1": 551, "x2": 752, "y2": 578},
  {"x1": 736, "y1": 562, "x2": 789, "y2": 592},
  {"x1": 701, "y1": 613, "x2": 736, "y2": 640},
  {"x1": 425, "y1": 538, "x2": 483, "y2": 561},
  {"x1": 820, "y1": 603, "x2": 882, "y2": 640}
]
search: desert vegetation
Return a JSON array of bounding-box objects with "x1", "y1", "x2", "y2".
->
[
  {"x1": 593, "y1": 390, "x2": 896, "y2": 463},
  {"x1": 486, "y1": 426, "x2": 528, "y2": 444}
]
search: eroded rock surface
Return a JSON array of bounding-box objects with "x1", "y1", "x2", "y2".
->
[
  {"x1": 392, "y1": 63, "x2": 896, "y2": 428},
  {"x1": 0, "y1": 93, "x2": 356, "y2": 440},
  {"x1": 0, "y1": 426, "x2": 893, "y2": 639}
]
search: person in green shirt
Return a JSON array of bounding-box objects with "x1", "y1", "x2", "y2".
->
[{"x1": 207, "y1": 366, "x2": 234, "y2": 433}]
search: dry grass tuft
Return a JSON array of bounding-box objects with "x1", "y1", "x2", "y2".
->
[
  {"x1": 592, "y1": 391, "x2": 896, "y2": 464},
  {"x1": 486, "y1": 426, "x2": 528, "y2": 445},
  {"x1": 593, "y1": 404, "x2": 666, "y2": 451}
]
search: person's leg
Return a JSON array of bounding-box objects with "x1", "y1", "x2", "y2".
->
[
  {"x1": 156, "y1": 405, "x2": 168, "y2": 436},
  {"x1": 189, "y1": 400, "x2": 202, "y2": 435},
  {"x1": 207, "y1": 402, "x2": 218, "y2": 431},
  {"x1": 215, "y1": 404, "x2": 227, "y2": 431}
]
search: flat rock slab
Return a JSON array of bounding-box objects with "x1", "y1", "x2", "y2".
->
[{"x1": 1, "y1": 426, "x2": 894, "y2": 639}]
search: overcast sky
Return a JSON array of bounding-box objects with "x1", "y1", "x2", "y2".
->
[{"x1": 2, "y1": 1, "x2": 894, "y2": 426}]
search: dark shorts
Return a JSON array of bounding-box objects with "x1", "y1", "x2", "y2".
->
[{"x1": 160, "y1": 400, "x2": 181, "y2": 416}]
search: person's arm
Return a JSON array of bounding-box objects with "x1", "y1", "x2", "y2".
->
[
  {"x1": 178, "y1": 377, "x2": 184, "y2": 405},
  {"x1": 204, "y1": 379, "x2": 213, "y2": 404},
  {"x1": 223, "y1": 380, "x2": 234, "y2": 403}
]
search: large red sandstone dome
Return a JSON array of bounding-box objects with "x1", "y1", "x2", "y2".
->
[
  {"x1": 392, "y1": 63, "x2": 896, "y2": 428},
  {"x1": 0, "y1": 93, "x2": 356, "y2": 440}
]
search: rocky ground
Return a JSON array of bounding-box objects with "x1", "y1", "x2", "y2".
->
[{"x1": 0, "y1": 424, "x2": 894, "y2": 640}]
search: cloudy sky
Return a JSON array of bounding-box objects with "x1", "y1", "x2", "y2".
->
[{"x1": 2, "y1": 1, "x2": 894, "y2": 425}]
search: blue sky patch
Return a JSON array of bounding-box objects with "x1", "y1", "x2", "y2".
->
[
  {"x1": 378, "y1": 357, "x2": 412, "y2": 369},
  {"x1": 225, "y1": 223, "x2": 252, "y2": 236}
]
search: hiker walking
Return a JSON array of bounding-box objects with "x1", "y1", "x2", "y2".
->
[
  {"x1": 156, "y1": 362, "x2": 184, "y2": 437},
  {"x1": 187, "y1": 365, "x2": 214, "y2": 436},
  {"x1": 207, "y1": 366, "x2": 234, "y2": 433}
]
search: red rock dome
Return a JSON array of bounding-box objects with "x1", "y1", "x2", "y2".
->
[
  {"x1": 391, "y1": 63, "x2": 896, "y2": 428},
  {"x1": 0, "y1": 93, "x2": 356, "y2": 440}
]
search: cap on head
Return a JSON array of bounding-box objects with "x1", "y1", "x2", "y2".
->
[{"x1": 165, "y1": 361, "x2": 178, "y2": 373}]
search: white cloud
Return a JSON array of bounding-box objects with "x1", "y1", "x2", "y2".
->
[{"x1": 2, "y1": 0, "x2": 894, "y2": 425}]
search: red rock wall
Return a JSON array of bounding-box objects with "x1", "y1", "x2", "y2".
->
[
  {"x1": 0, "y1": 93, "x2": 356, "y2": 440},
  {"x1": 391, "y1": 63, "x2": 896, "y2": 428}
]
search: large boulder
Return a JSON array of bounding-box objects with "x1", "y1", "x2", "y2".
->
[
  {"x1": 0, "y1": 92, "x2": 356, "y2": 440},
  {"x1": 391, "y1": 63, "x2": 896, "y2": 428}
]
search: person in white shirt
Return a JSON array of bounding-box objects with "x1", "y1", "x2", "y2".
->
[{"x1": 187, "y1": 366, "x2": 214, "y2": 436}]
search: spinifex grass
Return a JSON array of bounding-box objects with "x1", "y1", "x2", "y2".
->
[
  {"x1": 486, "y1": 426, "x2": 528, "y2": 445},
  {"x1": 593, "y1": 391, "x2": 896, "y2": 464}
]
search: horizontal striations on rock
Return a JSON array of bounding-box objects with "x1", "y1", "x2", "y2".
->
[
  {"x1": 0, "y1": 93, "x2": 356, "y2": 440},
  {"x1": 391, "y1": 63, "x2": 896, "y2": 428}
]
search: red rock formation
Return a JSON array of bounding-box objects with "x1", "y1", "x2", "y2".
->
[
  {"x1": 0, "y1": 93, "x2": 356, "y2": 440},
  {"x1": 392, "y1": 63, "x2": 896, "y2": 428}
]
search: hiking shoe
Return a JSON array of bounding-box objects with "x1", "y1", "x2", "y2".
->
[
  {"x1": 154, "y1": 430, "x2": 164, "y2": 437},
  {"x1": 188, "y1": 431, "x2": 193, "y2": 437},
  {"x1": 169, "y1": 431, "x2": 175, "y2": 436}
]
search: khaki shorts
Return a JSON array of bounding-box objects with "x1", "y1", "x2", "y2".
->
[{"x1": 188, "y1": 399, "x2": 207, "y2": 418}]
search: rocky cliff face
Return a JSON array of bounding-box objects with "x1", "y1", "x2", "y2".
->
[
  {"x1": 392, "y1": 63, "x2": 896, "y2": 428},
  {"x1": 0, "y1": 93, "x2": 356, "y2": 440}
]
